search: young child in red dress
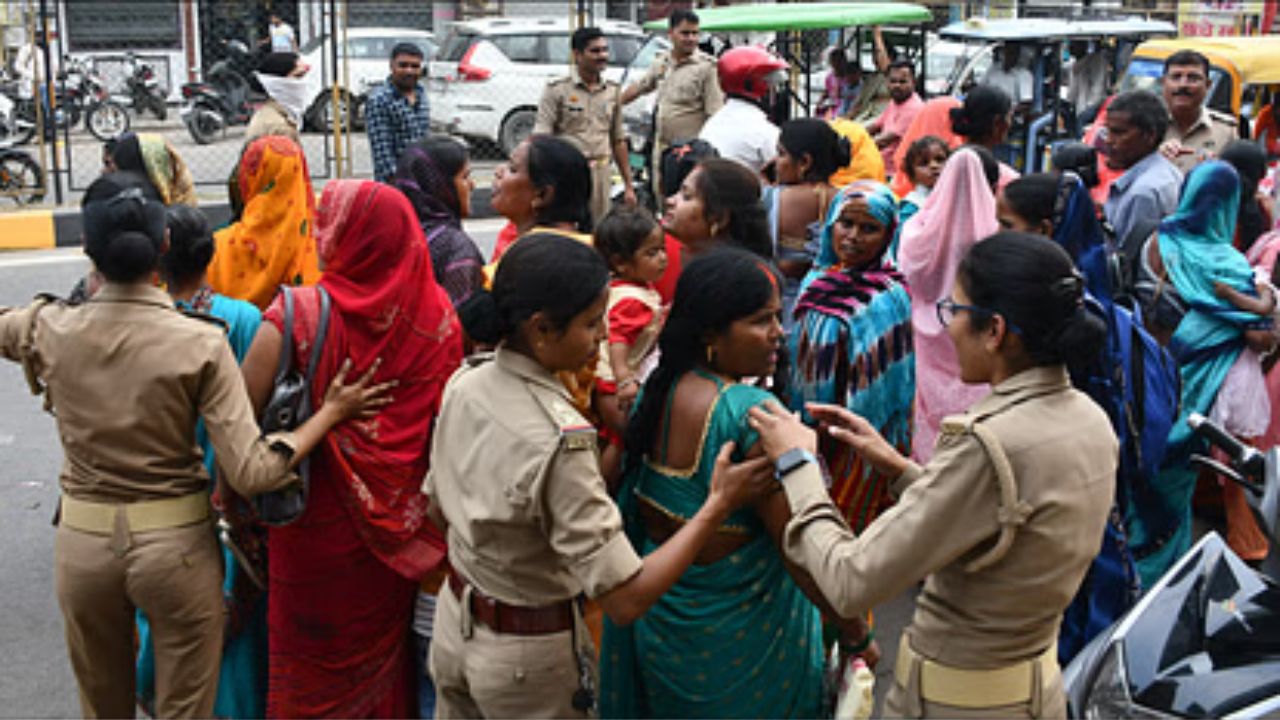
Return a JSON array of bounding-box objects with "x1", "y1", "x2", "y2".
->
[{"x1": 593, "y1": 206, "x2": 668, "y2": 484}]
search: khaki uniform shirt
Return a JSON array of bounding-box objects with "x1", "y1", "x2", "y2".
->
[
  {"x1": 632, "y1": 49, "x2": 724, "y2": 148},
  {"x1": 424, "y1": 348, "x2": 643, "y2": 606},
  {"x1": 1165, "y1": 106, "x2": 1238, "y2": 175},
  {"x1": 781, "y1": 366, "x2": 1117, "y2": 668},
  {"x1": 0, "y1": 284, "x2": 299, "y2": 503},
  {"x1": 535, "y1": 68, "x2": 624, "y2": 162}
]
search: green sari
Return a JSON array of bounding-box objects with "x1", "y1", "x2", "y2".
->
[{"x1": 600, "y1": 371, "x2": 824, "y2": 718}]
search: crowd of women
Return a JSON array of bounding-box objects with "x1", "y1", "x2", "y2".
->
[{"x1": 1, "y1": 67, "x2": 1278, "y2": 718}]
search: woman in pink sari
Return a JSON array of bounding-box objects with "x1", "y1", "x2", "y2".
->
[
  {"x1": 241, "y1": 179, "x2": 464, "y2": 717},
  {"x1": 897, "y1": 148, "x2": 999, "y2": 462}
]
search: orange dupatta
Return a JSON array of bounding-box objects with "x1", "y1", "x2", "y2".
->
[{"x1": 209, "y1": 136, "x2": 321, "y2": 309}]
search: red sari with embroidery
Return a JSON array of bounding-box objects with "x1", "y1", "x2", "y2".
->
[{"x1": 264, "y1": 180, "x2": 462, "y2": 718}]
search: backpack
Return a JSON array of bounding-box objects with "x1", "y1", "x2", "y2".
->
[{"x1": 1060, "y1": 298, "x2": 1180, "y2": 663}]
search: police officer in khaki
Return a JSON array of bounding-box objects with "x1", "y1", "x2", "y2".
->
[
  {"x1": 621, "y1": 9, "x2": 723, "y2": 199},
  {"x1": 748, "y1": 233, "x2": 1118, "y2": 718},
  {"x1": 0, "y1": 174, "x2": 387, "y2": 719},
  {"x1": 1159, "y1": 48, "x2": 1238, "y2": 175},
  {"x1": 535, "y1": 26, "x2": 636, "y2": 228},
  {"x1": 425, "y1": 233, "x2": 771, "y2": 719}
]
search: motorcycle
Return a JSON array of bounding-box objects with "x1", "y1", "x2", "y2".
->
[
  {"x1": 8, "y1": 56, "x2": 130, "y2": 144},
  {"x1": 122, "y1": 51, "x2": 167, "y2": 121},
  {"x1": 1064, "y1": 413, "x2": 1280, "y2": 718},
  {"x1": 0, "y1": 144, "x2": 45, "y2": 205},
  {"x1": 181, "y1": 39, "x2": 261, "y2": 145}
]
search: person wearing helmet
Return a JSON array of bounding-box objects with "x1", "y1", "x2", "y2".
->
[{"x1": 698, "y1": 46, "x2": 788, "y2": 175}]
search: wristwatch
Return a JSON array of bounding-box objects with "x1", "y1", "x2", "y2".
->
[{"x1": 774, "y1": 448, "x2": 818, "y2": 481}]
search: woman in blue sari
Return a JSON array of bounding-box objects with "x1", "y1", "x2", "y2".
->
[
  {"x1": 1138, "y1": 161, "x2": 1272, "y2": 587},
  {"x1": 788, "y1": 181, "x2": 913, "y2": 533},
  {"x1": 600, "y1": 248, "x2": 858, "y2": 718}
]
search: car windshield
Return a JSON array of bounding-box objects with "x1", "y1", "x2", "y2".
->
[{"x1": 440, "y1": 31, "x2": 477, "y2": 62}]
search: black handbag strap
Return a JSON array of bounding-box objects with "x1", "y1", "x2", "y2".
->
[
  {"x1": 304, "y1": 287, "x2": 331, "y2": 405},
  {"x1": 275, "y1": 285, "x2": 332, "y2": 400},
  {"x1": 273, "y1": 286, "x2": 295, "y2": 388}
]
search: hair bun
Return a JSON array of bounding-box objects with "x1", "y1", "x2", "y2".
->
[
  {"x1": 458, "y1": 289, "x2": 503, "y2": 345},
  {"x1": 834, "y1": 135, "x2": 853, "y2": 169}
]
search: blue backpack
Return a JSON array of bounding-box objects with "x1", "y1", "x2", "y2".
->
[{"x1": 1060, "y1": 298, "x2": 1180, "y2": 663}]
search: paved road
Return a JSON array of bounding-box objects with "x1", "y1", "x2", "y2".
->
[{"x1": 0, "y1": 227, "x2": 916, "y2": 717}]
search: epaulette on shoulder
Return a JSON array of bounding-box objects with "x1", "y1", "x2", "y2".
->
[
  {"x1": 1208, "y1": 108, "x2": 1238, "y2": 126},
  {"x1": 531, "y1": 388, "x2": 596, "y2": 452},
  {"x1": 180, "y1": 307, "x2": 229, "y2": 332},
  {"x1": 463, "y1": 351, "x2": 495, "y2": 369},
  {"x1": 33, "y1": 291, "x2": 68, "y2": 306},
  {"x1": 939, "y1": 415, "x2": 974, "y2": 437}
]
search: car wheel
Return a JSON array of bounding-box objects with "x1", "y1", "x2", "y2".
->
[
  {"x1": 499, "y1": 108, "x2": 536, "y2": 158},
  {"x1": 308, "y1": 89, "x2": 357, "y2": 132}
]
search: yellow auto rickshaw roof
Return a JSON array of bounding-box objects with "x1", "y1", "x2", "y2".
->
[{"x1": 1134, "y1": 36, "x2": 1280, "y2": 85}]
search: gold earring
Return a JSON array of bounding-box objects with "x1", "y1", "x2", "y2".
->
[
  {"x1": 705, "y1": 345, "x2": 715, "y2": 367},
  {"x1": 709, "y1": 222, "x2": 720, "y2": 237}
]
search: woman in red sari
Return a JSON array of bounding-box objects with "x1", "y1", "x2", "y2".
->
[{"x1": 241, "y1": 179, "x2": 464, "y2": 717}]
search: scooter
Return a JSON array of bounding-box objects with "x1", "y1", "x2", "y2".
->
[
  {"x1": 1064, "y1": 413, "x2": 1280, "y2": 718},
  {"x1": 122, "y1": 51, "x2": 167, "y2": 121},
  {"x1": 180, "y1": 39, "x2": 261, "y2": 145}
]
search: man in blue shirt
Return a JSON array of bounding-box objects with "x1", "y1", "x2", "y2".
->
[
  {"x1": 1102, "y1": 89, "x2": 1182, "y2": 275},
  {"x1": 366, "y1": 42, "x2": 430, "y2": 182}
]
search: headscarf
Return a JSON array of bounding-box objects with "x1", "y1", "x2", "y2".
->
[
  {"x1": 1051, "y1": 171, "x2": 1114, "y2": 306},
  {"x1": 789, "y1": 181, "x2": 914, "y2": 532},
  {"x1": 890, "y1": 96, "x2": 963, "y2": 198},
  {"x1": 391, "y1": 143, "x2": 484, "y2": 306},
  {"x1": 827, "y1": 119, "x2": 886, "y2": 188},
  {"x1": 897, "y1": 148, "x2": 997, "y2": 462},
  {"x1": 311, "y1": 179, "x2": 463, "y2": 578},
  {"x1": 111, "y1": 132, "x2": 197, "y2": 207},
  {"x1": 1157, "y1": 161, "x2": 1257, "y2": 330},
  {"x1": 208, "y1": 135, "x2": 320, "y2": 309}
]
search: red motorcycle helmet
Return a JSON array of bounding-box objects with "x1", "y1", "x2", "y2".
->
[{"x1": 717, "y1": 46, "x2": 789, "y2": 101}]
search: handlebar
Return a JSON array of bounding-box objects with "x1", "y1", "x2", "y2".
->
[{"x1": 1188, "y1": 412, "x2": 1266, "y2": 480}]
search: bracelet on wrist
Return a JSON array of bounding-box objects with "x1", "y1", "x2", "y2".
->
[
  {"x1": 840, "y1": 629, "x2": 875, "y2": 655},
  {"x1": 617, "y1": 377, "x2": 639, "y2": 389}
]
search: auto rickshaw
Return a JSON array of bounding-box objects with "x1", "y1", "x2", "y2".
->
[{"x1": 938, "y1": 16, "x2": 1175, "y2": 173}]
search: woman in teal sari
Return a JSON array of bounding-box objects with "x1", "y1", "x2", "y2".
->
[
  {"x1": 1138, "y1": 161, "x2": 1273, "y2": 587},
  {"x1": 601, "y1": 248, "x2": 860, "y2": 718},
  {"x1": 788, "y1": 181, "x2": 913, "y2": 534}
]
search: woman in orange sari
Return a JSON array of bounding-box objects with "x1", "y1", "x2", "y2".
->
[
  {"x1": 241, "y1": 179, "x2": 463, "y2": 717},
  {"x1": 209, "y1": 135, "x2": 321, "y2": 309}
]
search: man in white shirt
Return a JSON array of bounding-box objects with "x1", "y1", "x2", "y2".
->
[
  {"x1": 699, "y1": 46, "x2": 787, "y2": 175},
  {"x1": 983, "y1": 42, "x2": 1033, "y2": 107},
  {"x1": 1066, "y1": 40, "x2": 1109, "y2": 114},
  {"x1": 267, "y1": 14, "x2": 296, "y2": 53}
]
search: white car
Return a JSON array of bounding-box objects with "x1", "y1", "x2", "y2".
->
[
  {"x1": 428, "y1": 17, "x2": 644, "y2": 156},
  {"x1": 299, "y1": 27, "x2": 436, "y2": 130}
]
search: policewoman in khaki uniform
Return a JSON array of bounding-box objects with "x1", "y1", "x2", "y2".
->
[
  {"x1": 0, "y1": 174, "x2": 388, "y2": 719},
  {"x1": 425, "y1": 233, "x2": 771, "y2": 718},
  {"x1": 535, "y1": 26, "x2": 635, "y2": 228},
  {"x1": 748, "y1": 232, "x2": 1119, "y2": 718}
]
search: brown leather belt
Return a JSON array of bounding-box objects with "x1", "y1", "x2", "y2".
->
[{"x1": 447, "y1": 569, "x2": 575, "y2": 636}]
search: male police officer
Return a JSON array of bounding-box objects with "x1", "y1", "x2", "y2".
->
[
  {"x1": 622, "y1": 9, "x2": 723, "y2": 199},
  {"x1": 1159, "y1": 49, "x2": 1237, "y2": 174},
  {"x1": 536, "y1": 26, "x2": 635, "y2": 227}
]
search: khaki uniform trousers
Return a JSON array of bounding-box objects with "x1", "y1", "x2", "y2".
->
[
  {"x1": 429, "y1": 580, "x2": 592, "y2": 719},
  {"x1": 885, "y1": 635, "x2": 1066, "y2": 719},
  {"x1": 55, "y1": 515, "x2": 224, "y2": 719},
  {"x1": 588, "y1": 158, "x2": 612, "y2": 230}
]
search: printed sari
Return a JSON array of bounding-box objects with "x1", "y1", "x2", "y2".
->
[
  {"x1": 789, "y1": 182, "x2": 913, "y2": 532},
  {"x1": 209, "y1": 135, "x2": 321, "y2": 310},
  {"x1": 263, "y1": 180, "x2": 462, "y2": 717},
  {"x1": 112, "y1": 132, "x2": 197, "y2": 207},
  {"x1": 600, "y1": 373, "x2": 824, "y2": 718}
]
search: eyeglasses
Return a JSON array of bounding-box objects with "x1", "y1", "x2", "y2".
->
[{"x1": 935, "y1": 299, "x2": 1022, "y2": 334}]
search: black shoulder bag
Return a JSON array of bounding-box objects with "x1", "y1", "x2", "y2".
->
[{"x1": 254, "y1": 285, "x2": 331, "y2": 526}]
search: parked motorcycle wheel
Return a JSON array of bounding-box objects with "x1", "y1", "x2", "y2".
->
[
  {"x1": 0, "y1": 150, "x2": 45, "y2": 205},
  {"x1": 186, "y1": 105, "x2": 224, "y2": 145},
  {"x1": 86, "y1": 101, "x2": 130, "y2": 141}
]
